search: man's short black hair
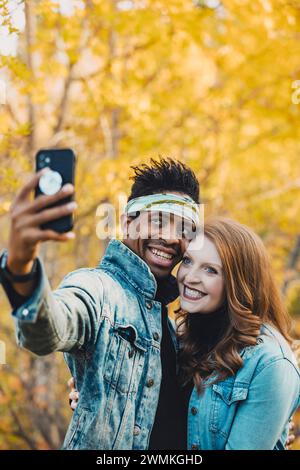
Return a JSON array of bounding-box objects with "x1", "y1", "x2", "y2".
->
[{"x1": 128, "y1": 158, "x2": 200, "y2": 204}]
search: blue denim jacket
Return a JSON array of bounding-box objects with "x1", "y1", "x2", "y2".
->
[
  {"x1": 10, "y1": 239, "x2": 178, "y2": 450},
  {"x1": 185, "y1": 324, "x2": 300, "y2": 450},
  {"x1": 7, "y1": 240, "x2": 300, "y2": 450}
]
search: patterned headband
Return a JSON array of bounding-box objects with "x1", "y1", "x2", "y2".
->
[{"x1": 125, "y1": 193, "x2": 201, "y2": 226}]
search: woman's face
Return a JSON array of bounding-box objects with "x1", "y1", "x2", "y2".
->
[{"x1": 177, "y1": 235, "x2": 225, "y2": 314}]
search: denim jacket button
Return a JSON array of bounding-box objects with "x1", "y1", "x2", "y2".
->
[
  {"x1": 146, "y1": 302, "x2": 153, "y2": 309},
  {"x1": 191, "y1": 407, "x2": 198, "y2": 416},
  {"x1": 146, "y1": 379, "x2": 154, "y2": 387},
  {"x1": 191, "y1": 444, "x2": 198, "y2": 450},
  {"x1": 133, "y1": 426, "x2": 141, "y2": 436},
  {"x1": 153, "y1": 332, "x2": 160, "y2": 341},
  {"x1": 22, "y1": 308, "x2": 29, "y2": 317}
]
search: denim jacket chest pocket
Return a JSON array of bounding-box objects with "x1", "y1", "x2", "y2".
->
[
  {"x1": 210, "y1": 378, "x2": 249, "y2": 440},
  {"x1": 103, "y1": 324, "x2": 147, "y2": 395}
]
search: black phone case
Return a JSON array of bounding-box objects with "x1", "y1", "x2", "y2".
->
[{"x1": 35, "y1": 148, "x2": 76, "y2": 233}]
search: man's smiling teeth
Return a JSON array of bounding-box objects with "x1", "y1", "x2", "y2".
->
[
  {"x1": 184, "y1": 286, "x2": 207, "y2": 299},
  {"x1": 149, "y1": 248, "x2": 174, "y2": 260}
]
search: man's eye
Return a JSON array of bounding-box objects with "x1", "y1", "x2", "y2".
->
[
  {"x1": 150, "y1": 215, "x2": 161, "y2": 226},
  {"x1": 179, "y1": 223, "x2": 196, "y2": 240},
  {"x1": 182, "y1": 228, "x2": 195, "y2": 239},
  {"x1": 151, "y1": 218, "x2": 160, "y2": 225},
  {"x1": 151, "y1": 215, "x2": 169, "y2": 227}
]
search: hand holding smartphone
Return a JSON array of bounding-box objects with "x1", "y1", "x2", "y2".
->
[
  {"x1": 4, "y1": 148, "x2": 76, "y2": 298},
  {"x1": 35, "y1": 148, "x2": 76, "y2": 233}
]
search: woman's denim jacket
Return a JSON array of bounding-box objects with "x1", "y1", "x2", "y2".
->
[{"x1": 184, "y1": 324, "x2": 300, "y2": 450}]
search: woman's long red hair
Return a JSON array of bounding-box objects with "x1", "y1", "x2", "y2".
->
[{"x1": 177, "y1": 217, "x2": 292, "y2": 393}]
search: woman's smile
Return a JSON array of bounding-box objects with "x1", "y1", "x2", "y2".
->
[{"x1": 182, "y1": 285, "x2": 208, "y2": 301}]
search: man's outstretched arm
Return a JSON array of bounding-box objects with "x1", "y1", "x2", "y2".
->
[
  {"x1": 9, "y1": 259, "x2": 104, "y2": 354},
  {"x1": 1, "y1": 170, "x2": 103, "y2": 354}
]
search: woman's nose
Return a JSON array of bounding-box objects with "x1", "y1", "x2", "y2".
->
[{"x1": 184, "y1": 270, "x2": 203, "y2": 285}]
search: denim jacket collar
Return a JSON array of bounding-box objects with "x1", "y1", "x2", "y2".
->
[{"x1": 98, "y1": 239, "x2": 179, "y2": 305}]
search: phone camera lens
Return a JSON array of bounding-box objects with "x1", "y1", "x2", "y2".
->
[{"x1": 45, "y1": 157, "x2": 50, "y2": 163}]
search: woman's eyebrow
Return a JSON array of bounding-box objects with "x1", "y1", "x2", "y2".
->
[
  {"x1": 201, "y1": 262, "x2": 222, "y2": 269},
  {"x1": 205, "y1": 263, "x2": 223, "y2": 269}
]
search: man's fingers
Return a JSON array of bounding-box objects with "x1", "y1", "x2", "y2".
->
[
  {"x1": 69, "y1": 391, "x2": 79, "y2": 401},
  {"x1": 68, "y1": 398, "x2": 78, "y2": 411},
  {"x1": 37, "y1": 229, "x2": 76, "y2": 242},
  {"x1": 28, "y1": 201, "x2": 77, "y2": 228},
  {"x1": 286, "y1": 434, "x2": 296, "y2": 450},
  {"x1": 14, "y1": 227, "x2": 75, "y2": 245},
  {"x1": 68, "y1": 376, "x2": 78, "y2": 411},
  {"x1": 67, "y1": 377, "x2": 75, "y2": 389},
  {"x1": 29, "y1": 183, "x2": 74, "y2": 214},
  {"x1": 14, "y1": 168, "x2": 50, "y2": 204},
  {"x1": 71, "y1": 400, "x2": 78, "y2": 411},
  {"x1": 289, "y1": 421, "x2": 295, "y2": 431}
]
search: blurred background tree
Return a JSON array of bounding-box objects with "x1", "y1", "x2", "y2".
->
[{"x1": 0, "y1": 0, "x2": 300, "y2": 449}]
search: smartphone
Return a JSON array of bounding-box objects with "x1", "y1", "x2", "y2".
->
[{"x1": 35, "y1": 148, "x2": 76, "y2": 233}]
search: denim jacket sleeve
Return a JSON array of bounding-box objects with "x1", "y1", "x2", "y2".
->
[
  {"x1": 225, "y1": 358, "x2": 300, "y2": 450},
  {"x1": 9, "y1": 257, "x2": 104, "y2": 355}
]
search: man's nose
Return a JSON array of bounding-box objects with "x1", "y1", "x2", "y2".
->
[
  {"x1": 161, "y1": 235, "x2": 181, "y2": 251},
  {"x1": 161, "y1": 224, "x2": 181, "y2": 245},
  {"x1": 163, "y1": 235, "x2": 180, "y2": 245}
]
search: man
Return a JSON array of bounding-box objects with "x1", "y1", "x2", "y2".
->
[{"x1": 0, "y1": 158, "x2": 200, "y2": 450}]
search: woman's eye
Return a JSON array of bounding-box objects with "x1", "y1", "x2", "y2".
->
[
  {"x1": 204, "y1": 266, "x2": 217, "y2": 274},
  {"x1": 182, "y1": 256, "x2": 191, "y2": 265}
]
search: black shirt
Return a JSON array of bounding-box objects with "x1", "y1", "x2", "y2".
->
[
  {"x1": 187, "y1": 304, "x2": 229, "y2": 357},
  {"x1": 149, "y1": 301, "x2": 229, "y2": 450},
  {"x1": 148, "y1": 277, "x2": 188, "y2": 450},
  {"x1": 148, "y1": 303, "x2": 189, "y2": 450}
]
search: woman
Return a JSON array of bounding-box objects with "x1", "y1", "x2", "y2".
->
[{"x1": 176, "y1": 216, "x2": 300, "y2": 450}]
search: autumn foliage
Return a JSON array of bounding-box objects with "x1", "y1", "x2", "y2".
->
[{"x1": 0, "y1": 0, "x2": 300, "y2": 449}]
